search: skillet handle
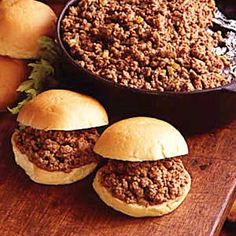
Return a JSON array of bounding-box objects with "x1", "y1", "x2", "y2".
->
[{"x1": 222, "y1": 82, "x2": 236, "y2": 93}]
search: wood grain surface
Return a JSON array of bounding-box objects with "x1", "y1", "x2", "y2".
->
[
  {"x1": 0, "y1": 113, "x2": 235, "y2": 236},
  {"x1": 0, "y1": 1, "x2": 235, "y2": 236}
]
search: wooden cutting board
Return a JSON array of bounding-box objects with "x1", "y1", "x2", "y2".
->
[{"x1": 0, "y1": 113, "x2": 235, "y2": 236}]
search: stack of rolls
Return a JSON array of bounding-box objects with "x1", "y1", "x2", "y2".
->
[{"x1": 0, "y1": 0, "x2": 56, "y2": 111}]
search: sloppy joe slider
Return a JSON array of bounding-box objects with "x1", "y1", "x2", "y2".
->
[
  {"x1": 11, "y1": 89, "x2": 108, "y2": 185},
  {"x1": 93, "y1": 117, "x2": 191, "y2": 217}
]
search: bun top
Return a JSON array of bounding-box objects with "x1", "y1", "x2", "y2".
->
[
  {"x1": 0, "y1": 0, "x2": 56, "y2": 59},
  {"x1": 94, "y1": 117, "x2": 188, "y2": 161},
  {"x1": 17, "y1": 90, "x2": 109, "y2": 131},
  {"x1": 0, "y1": 56, "x2": 27, "y2": 110}
]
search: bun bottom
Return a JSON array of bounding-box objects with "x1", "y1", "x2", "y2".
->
[
  {"x1": 93, "y1": 167, "x2": 191, "y2": 217},
  {"x1": 12, "y1": 135, "x2": 97, "y2": 185}
]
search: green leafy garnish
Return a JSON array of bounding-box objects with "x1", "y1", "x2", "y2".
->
[
  {"x1": 8, "y1": 97, "x2": 32, "y2": 115},
  {"x1": 28, "y1": 59, "x2": 55, "y2": 90},
  {"x1": 38, "y1": 36, "x2": 58, "y2": 64},
  {"x1": 9, "y1": 36, "x2": 60, "y2": 114}
]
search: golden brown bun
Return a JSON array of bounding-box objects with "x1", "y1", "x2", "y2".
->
[
  {"x1": 228, "y1": 200, "x2": 236, "y2": 222},
  {"x1": 0, "y1": 56, "x2": 27, "y2": 110},
  {"x1": 12, "y1": 133, "x2": 97, "y2": 185},
  {"x1": 0, "y1": 0, "x2": 56, "y2": 59},
  {"x1": 17, "y1": 89, "x2": 108, "y2": 130},
  {"x1": 93, "y1": 166, "x2": 191, "y2": 217},
  {"x1": 94, "y1": 117, "x2": 188, "y2": 161}
]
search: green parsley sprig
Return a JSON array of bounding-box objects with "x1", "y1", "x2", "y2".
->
[{"x1": 9, "y1": 36, "x2": 59, "y2": 114}]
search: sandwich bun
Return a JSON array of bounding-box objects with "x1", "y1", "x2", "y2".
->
[
  {"x1": 94, "y1": 117, "x2": 188, "y2": 162},
  {"x1": 0, "y1": 0, "x2": 56, "y2": 59},
  {"x1": 12, "y1": 133, "x2": 97, "y2": 185},
  {"x1": 0, "y1": 56, "x2": 27, "y2": 110},
  {"x1": 17, "y1": 89, "x2": 109, "y2": 131},
  {"x1": 93, "y1": 166, "x2": 191, "y2": 217},
  {"x1": 93, "y1": 117, "x2": 190, "y2": 217},
  {"x1": 12, "y1": 90, "x2": 108, "y2": 185}
]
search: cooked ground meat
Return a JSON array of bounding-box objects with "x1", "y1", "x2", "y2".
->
[
  {"x1": 99, "y1": 159, "x2": 189, "y2": 206},
  {"x1": 61, "y1": 0, "x2": 232, "y2": 92},
  {"x1": 14, "y1": 127, "x2": 100, "y2": 173}
]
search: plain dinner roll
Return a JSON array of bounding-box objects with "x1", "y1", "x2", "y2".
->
[
  {"x1": 0, "y1": 0, "x2": 56, "y2": 59},
  {"x1": 94, "y1": 117, "x2": 188, "y2": 161},
  {"x1": 0, "y1": 56, "x2": 27, "y2": 110},
  {"x1": 17, "y1": 89, "x2": 109, "y2": 130}
]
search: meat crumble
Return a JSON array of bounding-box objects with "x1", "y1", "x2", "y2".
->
[
  {"x1": 61, "y1": 0, "x2": 232, "y2": 92},
  {"x1": 99, "y1": 159, "x2": 189, "y2": 206},
  {"x1": 14, "y1": 127, "x2": 100, "y2": 173}
]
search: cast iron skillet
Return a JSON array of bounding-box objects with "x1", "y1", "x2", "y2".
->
[{"x1": 57, "y1": 0, "x2": 236, "y2": 134}]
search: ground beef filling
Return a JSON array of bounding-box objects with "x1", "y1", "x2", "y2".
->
[
  {"x1": 14, "y1": 127, "x2": 100, "y2": 173},
  {"x1": 100, "y1": 159, "x2": 189, "y2": 206},
  {"x1": 62, "y1": 0, "x2": 232, "y2": 92}
]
